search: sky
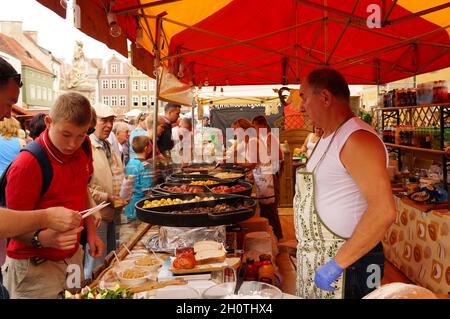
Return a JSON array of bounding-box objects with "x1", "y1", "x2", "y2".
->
[{"x1": 0, "y1": 0, "x2": 126, "y2": 65}]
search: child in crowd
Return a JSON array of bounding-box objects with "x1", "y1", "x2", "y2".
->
[
  {"x1": 123, "y1": 135, "x2": 153, "y2": 221},
  {"x1": 2, "y1": 92, "x2": 104, "y2": 299}
]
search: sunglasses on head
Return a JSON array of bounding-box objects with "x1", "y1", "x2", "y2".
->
[{"x1": 0, "y1": 73, "x2": 23, "y2": 88}]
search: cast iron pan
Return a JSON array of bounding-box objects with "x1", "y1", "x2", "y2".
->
[
  {"x1": 135, "y1": 193, "x2": 256, "y2": 226},
  {"x1": 154, "y1": 180, "x2": 253, "y2": 197},
  {"x1": 166, "y1": 174, "x2": 237, "y2": 186},
  {"x1": 208, "y1": 181, "x2": 253, "y2": 197},
  {"x1": 153, "y1": 182, "x2": 211, "y2": 194}
]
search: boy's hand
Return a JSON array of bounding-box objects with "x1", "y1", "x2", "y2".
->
[
  {"x1": 43, "y1": 207, "x2": 82, "y2": 232},
  {"x1": 39, "y1": 226, "x2": 84, "y2": 250}
]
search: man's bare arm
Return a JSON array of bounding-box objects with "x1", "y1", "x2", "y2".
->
[{"x1": 334, "y1": 130, "x2": 396, "y2": 268}]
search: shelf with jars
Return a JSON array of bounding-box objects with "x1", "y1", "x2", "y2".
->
[{"x1": 372, "y1": 103, "x2": 449, "y2": 203}]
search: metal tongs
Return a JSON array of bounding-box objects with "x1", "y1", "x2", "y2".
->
[{"x1": 79, "y1": 201, "x2": 110, "y2": 219}]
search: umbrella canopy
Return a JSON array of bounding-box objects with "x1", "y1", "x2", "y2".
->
[{"x1": 38, "y1": 0, "x2": 450, "y2": 85}]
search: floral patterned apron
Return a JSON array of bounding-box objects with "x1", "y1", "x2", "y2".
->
[{"x1": 293, "y1": 121, "x2": 351, "y2": 299}]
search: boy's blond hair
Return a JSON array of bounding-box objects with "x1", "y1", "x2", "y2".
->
[
  {"x1": 0, "y1": 117, "x2": 21, "y2": 139},
  {"x1": 50, "y1": 92, "x2": 91, "y2": 126},
  {"x1": 132, "y1": 135, "x2": 150, "y2": 154}
]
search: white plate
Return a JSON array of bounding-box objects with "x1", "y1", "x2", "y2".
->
[{"x1": 155, "y1": 285, "x2": 200, "y2": 299}]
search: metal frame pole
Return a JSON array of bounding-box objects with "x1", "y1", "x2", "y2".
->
[{"x1": 153, "y1": 14, "x2": 164, "y2": 170}]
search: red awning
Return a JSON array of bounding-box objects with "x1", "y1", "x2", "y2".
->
[{"x1": 37, "y1": 0, "x2": 450, "y2": 85}]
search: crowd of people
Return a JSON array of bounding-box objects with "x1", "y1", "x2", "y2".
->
[{"x1": 0, "y1": 55, "x2": 396, "y2": 300}]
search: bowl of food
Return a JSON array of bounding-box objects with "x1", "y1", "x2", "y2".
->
[
  {"x1": 202, "y1": 281, "x2": 282, "y2": 299},
  {"x1": 116, "y1": 266, "x2": 151, "y2": 286},
  {"x1": 133, "y1": 255, "x2": 163, "y2": 271}
]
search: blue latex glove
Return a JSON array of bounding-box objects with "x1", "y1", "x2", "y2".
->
[{"x1": 314, "y1": 258, "x2": 344, "y2": 291}]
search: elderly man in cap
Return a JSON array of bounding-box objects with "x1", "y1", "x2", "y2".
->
[{"x1": 84, "y1": 103, "x2": 124, "y2": 279}]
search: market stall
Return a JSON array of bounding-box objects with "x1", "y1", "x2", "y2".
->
[
  {"x1": 65, "y1": 163, "x2": 284, "y2": 299},
  {"x1": 373, "y1": 94, "x2": 449, "y2": 295},
  {"x1": 37, "y1": 0, "x2": 450, "y2": 298}
]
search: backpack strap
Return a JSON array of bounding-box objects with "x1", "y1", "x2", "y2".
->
[
  {"x1": 21, "y1": 141, "x2": 53, "y2": 197},
  {"x1": 81, "y1": 137, "x2": 91, "y2": 158}
]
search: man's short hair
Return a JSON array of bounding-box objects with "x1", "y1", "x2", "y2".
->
[
  {"x1": 29, "y1": 113, "x2": 47, "y2": 139},
  {"x1": 305, "y1": 68, "x2": 350, "y2": 102},
  {"x1": 132, "y1": 135, "x2": 150, "y2": 153},
  {"x1": 164, "y1": 102, "x2": 181, "y2": 114},
  {"x1": 0, "y1": 56, "x2": 19, "y2": 88},
  {"x1": 50, "y1": 92, "x2": 92, "y2": 126},
  {"x1": 113, "y1": 121, "x2": 129, "y2": 134}
]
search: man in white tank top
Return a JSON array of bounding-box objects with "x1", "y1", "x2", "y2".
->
[{"x1": 296, "y1": 68, "x2": 396, "y2": 298}]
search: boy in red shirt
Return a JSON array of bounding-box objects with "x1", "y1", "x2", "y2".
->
[{"x1": 2, "y1": 92, "x2": 104, "y2": 298}]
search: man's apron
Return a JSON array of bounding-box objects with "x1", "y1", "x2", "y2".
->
[{"x1": 293, "y1": 121, "x2": 350, "y2": 299}]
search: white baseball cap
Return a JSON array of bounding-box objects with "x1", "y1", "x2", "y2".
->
[{"x1": 93, "y1": 103, "x2": 116, "y2": 119}]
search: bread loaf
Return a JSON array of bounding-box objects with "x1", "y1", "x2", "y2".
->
[
  {"x1": 193, "y1": 240, "x2": 223, "y2": 253},
  {"x1": 363, "y1": 283, "x2": 437, "y2": 299},
  {"x1": 195, "y1": 248, "x2": 226, "y2": 265},
  {"x1": 193, "y1": 240, "x2": 226, "y2": 264}
]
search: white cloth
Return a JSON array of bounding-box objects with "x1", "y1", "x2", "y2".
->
[{"x1": 305, "y1": 117, "x2": 387, "y2": 238}]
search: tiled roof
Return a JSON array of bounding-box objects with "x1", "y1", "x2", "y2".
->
[{"x1": 0, "y1": 33, "x2": 52, "y2": 74}]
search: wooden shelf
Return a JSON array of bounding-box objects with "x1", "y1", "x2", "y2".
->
[
  {"x1": 373, "y1": 102, "x2": 450, "y2": 112},
  {"x1": 384, "y1": 143, "x2": 446, "y2": 155}
]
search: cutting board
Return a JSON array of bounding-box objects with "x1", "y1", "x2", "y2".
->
[{"x1": 170, "y1": 257, "x2": 240, "y2": 275}]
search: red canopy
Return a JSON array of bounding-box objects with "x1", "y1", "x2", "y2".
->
[{"x1": 38, "y1": 0, "x2": 450, "y2": 85}]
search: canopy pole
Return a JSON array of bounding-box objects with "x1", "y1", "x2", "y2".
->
[
  {"x1": 153, "y1": 14, "x2": 165, "y2": 170},
  {"x1": 191, "y1": 99, "x2": 195, "y2": 163}
]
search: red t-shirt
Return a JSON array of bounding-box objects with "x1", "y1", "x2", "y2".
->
[{"x1": 6, "y1": 129, "x2": 93, "y2": 261}]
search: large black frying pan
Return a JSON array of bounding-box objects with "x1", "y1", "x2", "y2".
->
[
  {"x1": 153, "y1": 180, "x2": 253, "y2": 197},
  {"x1": 135, "y1": 193, "x2": 256, "y2": 227},
  {"x1": 166, "y1": 174, "x2": 237, "y2": 186}
]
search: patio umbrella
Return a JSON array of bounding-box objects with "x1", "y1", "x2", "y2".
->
[{"x1": 37, "y1": 0, "x2": 450, "y2": 86}]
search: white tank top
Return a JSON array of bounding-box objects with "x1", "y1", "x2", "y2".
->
[{"x1": 305, "y1": 117, "x2": 388, "y2": 238}]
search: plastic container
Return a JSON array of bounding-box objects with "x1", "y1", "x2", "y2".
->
[
  {"x1": 417, "y1": 82, "x2": 433, "y2": 105},
  {"x1": 201, "y1": 281, "x2": 282, "y2": 299}
]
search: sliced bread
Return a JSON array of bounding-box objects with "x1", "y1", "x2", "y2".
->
[
  {"x1": 193, "y1": 240, "x2": 223, "y2": 253},
  {"x1": 194, "y1": 248, "x2": 226, "y2": 265}
]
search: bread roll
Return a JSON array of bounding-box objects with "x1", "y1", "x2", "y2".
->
[{"x1": 363, "y1": 283, "x2": 437, "y2": 299}]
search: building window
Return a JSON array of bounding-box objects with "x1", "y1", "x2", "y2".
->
[
  {"x1": 132, "y1": 96, "x2": 139, "y2": 107},
  {"x1": 102, "y1": 80, "x2": 109, "y2": 89},
  {"x1": 132, "y1": 80, "x2": 139, "y2": 91},
  {"x1": 42, "y1": 87, "x2": 47, "y2": 101},
  {"x1": 111, "y1": 80, "x2": 117, "y2": 89},
  {"x1": 150, "y1": 96, "x2": 156, "y2": 106},
  {"x1": 141, "y1": 95, "x2": 148, "y2": 107},
  {"x1": 48, "y1": 88, "x2": 52, "y2": 101},
  {"x1": 149, "y1": 80, "x2": 156, "y2": 91},
  {"x1": 30, "y1": 84, "x2": 36, "y2": 99},
  {"x1": 141, "y1": 80, "x2": 147, "y2": 91},
  {"x1": 111, "y1": 96, "x2": 118, "y2": 107},
  {"x1": 111, "y1": 64, "x2": 118, "y2": 73},
  {"x1": 119, "y1": 95, "x2": 126, "y2": 107},
  {"x1": 102, "y1": 96, "x2": 109, "y2": 106},
  {"x1": 37, "y1": 86, "x2": 42, "y2": 100},
  {"x1": 119, "y1": 79, "x2": 126, "y2": 89}
]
